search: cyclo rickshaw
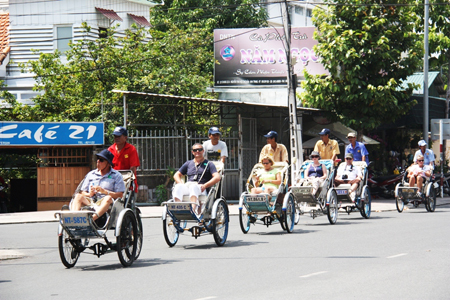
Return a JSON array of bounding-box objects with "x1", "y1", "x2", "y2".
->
[
  {"x1": 286, "y1": 159, "x2": 338, "y2": 224},
  {"x1": 239, "y1": 162, "x2": 295, "y2": 233},
  {"x1": 330, "y1": 161, "x2": 372, "y2": 218},
  {"x1": 394, "y1": 167, "x2": 436, "y2": 212},
  {"x1": 55, "y1": 170, "x2": 143, "y2": 268},
  {"x1": 161, "y1": 161, "x2": 229, "y2": 247}
]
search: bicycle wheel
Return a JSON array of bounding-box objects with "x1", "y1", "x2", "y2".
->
[
  {"x1": 117, "y1": 211, "x2": 138, "y2": 267},
  {"x1": 134, "y1": 212, "x2": 143, "y2": 260},
  {"x1": 213, "y1": 200, "x2": 229, "y2": 246},
  {"x1": 163, "y1": 210, "x2": 179, "y2": 247},
  {"x1": 396, "y1": 196, "x2": 404, "y2": 213},
  {"x1": 426, "y1": 186, "x2": 436, "y2": 212},
  {"x1": 360, "y1": 187, "x2": 371, "y2": 219},
  {"x1": 327, "y1": 190, "x2": 338, "y2": 224},
  {"x1": 58, "y1": 229, "x2": 79, "y2": 268},
  {"x1": 239, "y1": 205, "x2": 250, "y2": 234},
  {"x1": 283, "y1": 193, "x2": 295, "y2": 233}
]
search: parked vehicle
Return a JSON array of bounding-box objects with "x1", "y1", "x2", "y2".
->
[
  {"x1": 432, "y1": 171, "x2": 450, "y2": 197},
  {"x1": 368, "y1": 164, "x2": 405, "y2": 199}
]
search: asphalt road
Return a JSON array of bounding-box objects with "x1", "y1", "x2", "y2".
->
[{"x1": 1, "y1": 205, "x2": 449, "y2": 300}]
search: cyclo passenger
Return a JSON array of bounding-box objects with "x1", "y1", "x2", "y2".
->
[
  {"x1": 68, "y1": 149, "x2": 125, "y2": 222},
  {"x1": 251, "y1": 156, "x2": 281, "y2": 195},
  {"x1": 172, "y1": 143, "x2": 221, "y2": 215},
  {"x1": 297, "y1": 151, "x2": 327, "y2": 196},
  {"x1": 334, "y1": 153, "x2": 362, "y2": 202},
  {"x1": 407, "y1": 154, "x2": 432, "y2": 197}
]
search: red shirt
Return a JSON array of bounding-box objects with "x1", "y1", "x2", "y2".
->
[{"x1": 108, "y1": 142, "x2": 140, "y2": 192}]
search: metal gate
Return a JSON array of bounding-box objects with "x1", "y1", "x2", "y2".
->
[{"x1": 239, "y1": 116, "x2": 258, "y2": 193}]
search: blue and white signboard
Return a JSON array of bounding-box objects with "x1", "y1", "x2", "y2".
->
[{"x1": 0, "y1": 122, "x2": 104, "y2": 146}]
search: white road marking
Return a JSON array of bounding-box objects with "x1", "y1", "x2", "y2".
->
[
  {"x1": 387, "y1": 253, "x2": 408, "y2": 259},
  {"x1": 195, "y1": 297, "x2": 217, "y2": 300},
  {"x1": 300, "y1": 271, "x2": 328, "y2": 278}
]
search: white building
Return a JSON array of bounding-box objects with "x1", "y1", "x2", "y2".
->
[{"x1": 0, "y1": 0, "x2": 157, "y2": 104}]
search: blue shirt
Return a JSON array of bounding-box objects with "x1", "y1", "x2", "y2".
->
[
  {"x1": 345, "y1": 142, "x2": 369, "y2": 163},
  {"x1": 81, "y1": 168, "x2": 126, "y2": 198},
  {"x1": 413, "y1": 149, "x2": 435, "y2": 166},
  {"x1": 178, "y1": 159, "x2": 218, "y2": 184}
]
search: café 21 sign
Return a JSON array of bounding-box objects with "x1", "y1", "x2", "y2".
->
[{"x1": 0, "y1": 122, "x2": 104, "y2": 146}]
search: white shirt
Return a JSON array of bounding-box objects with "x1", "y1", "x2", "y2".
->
[
  {"x1": 202, "y1": 140, "x2": 228, "y2": 161},
  {"x1": 337, "y1": 163, "x2": 362, "y2": 180}
]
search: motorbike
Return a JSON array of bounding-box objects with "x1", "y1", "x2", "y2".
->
[
  {"x1": 368, "y1": 164, "x2": 405, "y2": 199},
  {"x1": 432, "y1": 171, "x2": 450, "y2": 197}
]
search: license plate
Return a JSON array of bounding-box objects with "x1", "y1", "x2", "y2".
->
[
  {"x1": 246, "y1": 196, "x2": 266, "y2": 202},
  {"x1": 61, "y1": 213, "x2": 90, "y2": 227},
  {"x1": 401, "y1": 188, "x2": 415, "y2": 193},
  {"x1": 168, "y1": 203, "x2": 192, "y2": 211},
  {"x1": 336, "y1": 189, "x2": 348, "y2": 195},
  {"x1": 291, "y1": 187, "x2": 312, "y2": 195}
]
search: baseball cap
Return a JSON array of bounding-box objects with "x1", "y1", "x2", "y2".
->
[
  {"x1": 208, "y1": 127, "x2": 221, "y2": 135},
  {"x1": 113, "y1": 126, "x2": 128, "y2": 136},
  {"x1": 319, "y1": 128, "x2": 331, "y2": 136},
  {"x1": 264, "y1": 131, "x2": 278, "y2": 138},
  {"x1": 418, "y1": 140, "x2": 427, "y2": 147},
  {"x1": 347, "y1": 132, "x2": 356, "y2": 138},
  {"x1": 345, "y1": 153, "x2": 354, "y2": 159}
]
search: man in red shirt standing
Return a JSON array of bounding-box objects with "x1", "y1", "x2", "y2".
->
[{"x1": 108, "y1": 126, "x2": 140, "y2": 191}]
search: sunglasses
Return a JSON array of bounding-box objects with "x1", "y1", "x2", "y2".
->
[
  {"x1": 417, "y1": 160, "x2": 424, "y2": 162},
  {"x1": 262, "y1": 162, "x2": 270, "y2": 165},
  {"x1": 192, "y1": 148, "x2": 203, "y2": 152},
  {"x1": 97, "y1": 158, "x2": 105, "y2": 162},
  {"x1": 311, "y1": 156, "x2": 319, "y2": 158},
  {"x1": 345, "y1": 158, "x2": 353, "y2": 160}
]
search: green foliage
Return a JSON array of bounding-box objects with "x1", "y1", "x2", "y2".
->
[
  {"x1": 302, "y1": 0, "x2": 423, "y2": 132},
  {"x1": 155, "y1": 184, "x2": 168, "y2": 205}
]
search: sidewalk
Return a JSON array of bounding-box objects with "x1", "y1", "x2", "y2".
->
[{"x1": 1, "y1": 198, "x2": 449, "y2": 225}]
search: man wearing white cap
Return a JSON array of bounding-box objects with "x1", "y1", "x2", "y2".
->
[
  {"x1": 413, "y1": 140, "x2": 435, "y2": 167},
  {"x1": 345, "y1": 132, "x2": 369, "y2": 164}
]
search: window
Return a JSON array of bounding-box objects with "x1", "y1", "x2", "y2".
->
[
  {"x1": 295, "y1": 6, "x2": 304, "y2": 15},
  {"x1": 56, "y1": 26, "x2": 72, "y2": 53},
  {"x1": 307, "y1": 9, "x2": 312, "y2": 17}
]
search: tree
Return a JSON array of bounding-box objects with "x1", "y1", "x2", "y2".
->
[
  {"x1": 301, "y1": 0, "x2": 423, "y2": 135},
  {"x1": 413, "y1": 1, "x2": 450, "y2": 118},
  {"x1": 2, "y1": 1, "x2": 267, "y2": 132}
]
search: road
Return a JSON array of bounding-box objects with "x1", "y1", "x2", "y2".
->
[{"x1": 1, "y1": 205, "x2": 449, "y2": 300}]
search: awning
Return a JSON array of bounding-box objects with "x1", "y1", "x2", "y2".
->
[
  {"x1": 95, "y1": 7, "x2": 123, "y2": 22},
  {"x1": 128, "y1": 13, "x2": 151, "y2": 27},
  {"x1": 302, "y1": 121, "x2": 380, "y2": 148}
]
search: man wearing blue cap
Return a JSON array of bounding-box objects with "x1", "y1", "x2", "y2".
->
[
  {"x1": 70, "y1": 149, "x2": 126, "y2": 221},
  {"x1": 413, "y1": 140, "x2": 435, "y2": 167},
  {"x1": 259, "y1": 131, "x2": 288, "y2": 163},
  {"x1": 314, "y1": 128, "x2": 340, "y2": 161},
  {"x1": 203, "y1": 127, "x2": 228, "y2": 164},
  {"x1": 108, "y1": 126, "x2": 140, "y2": 191}
]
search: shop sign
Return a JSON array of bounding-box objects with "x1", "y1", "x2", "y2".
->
[{"x1": 0, "y1": 122, "x2": 104, "y2": 146}]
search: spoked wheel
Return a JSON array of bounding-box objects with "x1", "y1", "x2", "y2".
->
[
  {"x1": 58, "y1": 229, "x2": 80, "y2": 268},
  {"x1": 426, "y1": 187, "x2": 436, "y2": 212},
  {"x1": 396, "y1": 196, "x2": 404, "y2": 213},
  {"x1": 117, "y1": 211, "x2": 138, "y2": 267},
  {"x1": 283, "y1": 193, "x2": 295, "y2": 233},
  {"x1": 163, "y1": 210, "x2": 180, "y2": 247},
  {"x1": 213, "y1": 200, "x2": 229, "y2": 246},
  {"x1": 279, "y1": 210, "x2": 287, "y2": 231},
  {"x1": 360, "y1": 187, "x2": 372, "y2": 219},
  {"x1": 239, "y1": 205, "x2": 251, "y2": 234},
  {"x1": 134, "y1": 212, "x2": 143, "y2": 260},
  {"x1": 326, "y1": 190, "x2": 338, "y2": 224}
]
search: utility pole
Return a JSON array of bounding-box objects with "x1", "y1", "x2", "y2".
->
[
  {"x1": 281, "y1": 0, "x2": 302, "y2": 181},
  {"x1": 423, "y1": 0, "x2": 429, "y2": 141}
]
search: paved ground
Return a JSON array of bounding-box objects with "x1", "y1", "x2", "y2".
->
[{"x1": 1, "y1": 197, "x2": 449, "y2": 260}]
